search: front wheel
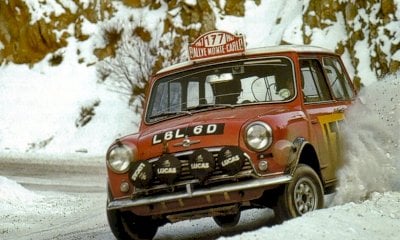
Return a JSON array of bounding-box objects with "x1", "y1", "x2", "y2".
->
[
  {"x1": 274, "y1": 164, "x2": 324, "y2": 223},
  {"x1": 107, "y1": 207, "x2": 158, "y2": 240}
]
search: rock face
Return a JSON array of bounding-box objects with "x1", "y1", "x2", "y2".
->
[
  {"x1": 303, "y1": 0, "x2": 400, "y2": 80},
  {"x1": 0, "y1": 0, "x2": 398, "y2": 83},
  {"x1": 0, "y1": 0, "x2": 113, "y2": 64}
]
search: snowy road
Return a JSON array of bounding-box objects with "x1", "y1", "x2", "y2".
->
[
  {"x1": 0, "y1": 155, "x2": 278, "y2": 240},
  {"x1": 0, "y1": 155, "x2": 110, "y2": 240},
  {"x1": 1, "y1": 154, "x2": 400, "y2": 240}
]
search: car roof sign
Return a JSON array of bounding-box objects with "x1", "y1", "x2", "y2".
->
[{"x1": 188, "y1": 30, "x2": 245, "y2": 60}]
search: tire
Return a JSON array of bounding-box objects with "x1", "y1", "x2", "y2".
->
[
  {"x1": 107, "y1": 208, "x2": 158, "y2": 240},
  {"x1": 213, "y1": 211, "x2": 241, "y2": 228},
  {"x1": 274, "y1": 164, "x2": 324, "y2": 223},
  {"x1": 107, "y1": 185, "x2": 158, "y2": 240}
]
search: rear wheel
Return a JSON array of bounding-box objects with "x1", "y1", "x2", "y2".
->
[
  {"x1": 213, "y1": 211, "x2": 241, "y2": 228},
  {"x1": 274, "y1": 164, "x2": 323, "y2": 223}
]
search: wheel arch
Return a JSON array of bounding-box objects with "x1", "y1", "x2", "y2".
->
[
  {"x1": 298, "y1": 144, "x2": 321, "y2": 177},
  {"x1": 290, "y1": 138, "x2": 323, "y2": 184}
]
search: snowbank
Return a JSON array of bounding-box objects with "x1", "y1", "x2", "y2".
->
[
  {"x1": 0, "y1": 176, "x2": 41, "y2": 209},
  {"x1": 221, "y1": 191, "x2": 400, "y2": 240}
]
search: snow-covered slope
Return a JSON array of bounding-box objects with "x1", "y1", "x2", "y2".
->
[{"x1": 0, "y1": 44, "x2": 137, "y2": 156}]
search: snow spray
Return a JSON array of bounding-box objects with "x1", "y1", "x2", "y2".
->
[{"x1": 332, "y1": 72, "x2": 400, "y2": 205}]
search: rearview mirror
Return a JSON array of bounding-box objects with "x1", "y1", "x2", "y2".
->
[{"x1": 207, "y1": 73, "x2": 233, "y2": 84}]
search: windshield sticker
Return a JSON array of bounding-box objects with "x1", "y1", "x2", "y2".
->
[{"x1": 152, "y1": 123, "x2": 224, "y2": 145}]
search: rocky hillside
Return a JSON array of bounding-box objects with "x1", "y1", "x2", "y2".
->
[
  {"x1": 0, "y1": 0, "x2": 113, "y2": 64},
  {"x1": 0, "y1": 0, "x2": 399, "y2": 86},
  {"x1": 304, "y1": 0, "x2": 399, "y2": 85}
]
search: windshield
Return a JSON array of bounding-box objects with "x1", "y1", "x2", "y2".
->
[{"x1": 146, "y1": 57, "x2": 295, "y2": 122}]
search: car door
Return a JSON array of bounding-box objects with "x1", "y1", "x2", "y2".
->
[{"x1": 300, "y1": 58, "x2": 345, "y2": 185}]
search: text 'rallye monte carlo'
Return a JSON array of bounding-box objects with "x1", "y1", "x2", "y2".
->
[{"x1": 106, "y1": 31, "x2": 357, "y2": 240}]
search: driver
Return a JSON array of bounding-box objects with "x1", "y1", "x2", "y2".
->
[{"x1": 211, "y1": 78, "x2": 242, "y2": 104}]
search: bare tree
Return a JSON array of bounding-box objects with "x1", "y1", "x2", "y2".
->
[{"x1": 97, "y1": 23, "x2": 158, "y2": 114}]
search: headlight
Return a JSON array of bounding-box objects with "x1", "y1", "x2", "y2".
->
[
  {"x1": 107, "y1": 145, "x2": 133, "y2": 173},
  {"x1": 245, "y1": 121, "x2": 272, "y2": 151}
]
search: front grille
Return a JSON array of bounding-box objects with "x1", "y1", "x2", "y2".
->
[{"x1": 132, "y1": 148, "x2": 255, "y2": 197}]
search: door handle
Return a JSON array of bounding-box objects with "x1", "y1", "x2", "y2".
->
[{"x1": 311, "y1": 119, "x2": 319, "y2": 124}]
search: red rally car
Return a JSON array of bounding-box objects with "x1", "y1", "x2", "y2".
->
[{"x1": 106, "y1": 31, "x2": 356, "y2": 240}]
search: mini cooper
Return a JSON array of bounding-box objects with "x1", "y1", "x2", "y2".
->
[{"x1": 106, "y1": 31, "x2": 356, "y2": 239}]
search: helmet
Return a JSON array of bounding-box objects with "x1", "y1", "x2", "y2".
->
[{"x1": 208, "y1": 73, "x2": 242, "y2": 104}]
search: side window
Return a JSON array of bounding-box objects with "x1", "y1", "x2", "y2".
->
[
  {"x1": 300, "y1": 59, "x2": 332, "y2": 102},
  {"x1": 323, "y1": 57, "x2": 354, "y2": 100}
]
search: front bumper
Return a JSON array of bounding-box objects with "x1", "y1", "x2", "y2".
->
[{"x1": 107, "y1": 174, "x2": 292, "y2": 214}]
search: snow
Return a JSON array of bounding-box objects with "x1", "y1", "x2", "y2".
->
[
  {"x1": 0, "y1": 36, "x2": 137, "y2": 156},
  {"x1": 1, "y1": 0, "x2": 399, "y2": 239},
  {"x1": 222, "y1": 192, "x2": 400, "y2": 240},
  {"x1": 333, "y1": 74, "x2": 400, "y2": 204},
  {"x1": 215, "y1": 1, "x2": 304, "y2": 47},
  {"x1": 393, "y1": 50, "x2": 400, "y2": 61},
  {"x1": 0, "y1": 176, "x2": 41, "y2": 207},
  {"x1": 307, "y1": 12, "x2": 348, "y2": 50},
  {"x1": 25, "y1": 0, "x2": 78, "y2": 24}
]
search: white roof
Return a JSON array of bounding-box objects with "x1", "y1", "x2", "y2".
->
[
  {"x1": 156, "y1": 45, "x2": 334, "y2": 75},
  {"x1": 246, "y1": 45, "x2": 333, "y2": 54}
]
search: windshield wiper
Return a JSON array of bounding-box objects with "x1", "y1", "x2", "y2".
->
[
  {"x1": 150, "y1": 104, "x2": 235, "y2": 120},
  {"x1": 149, "y1": 111, "x2": 191, "y2": 120},
  {"x1": 187, "y1": 103, "x2": 235, "y2": 111}
]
